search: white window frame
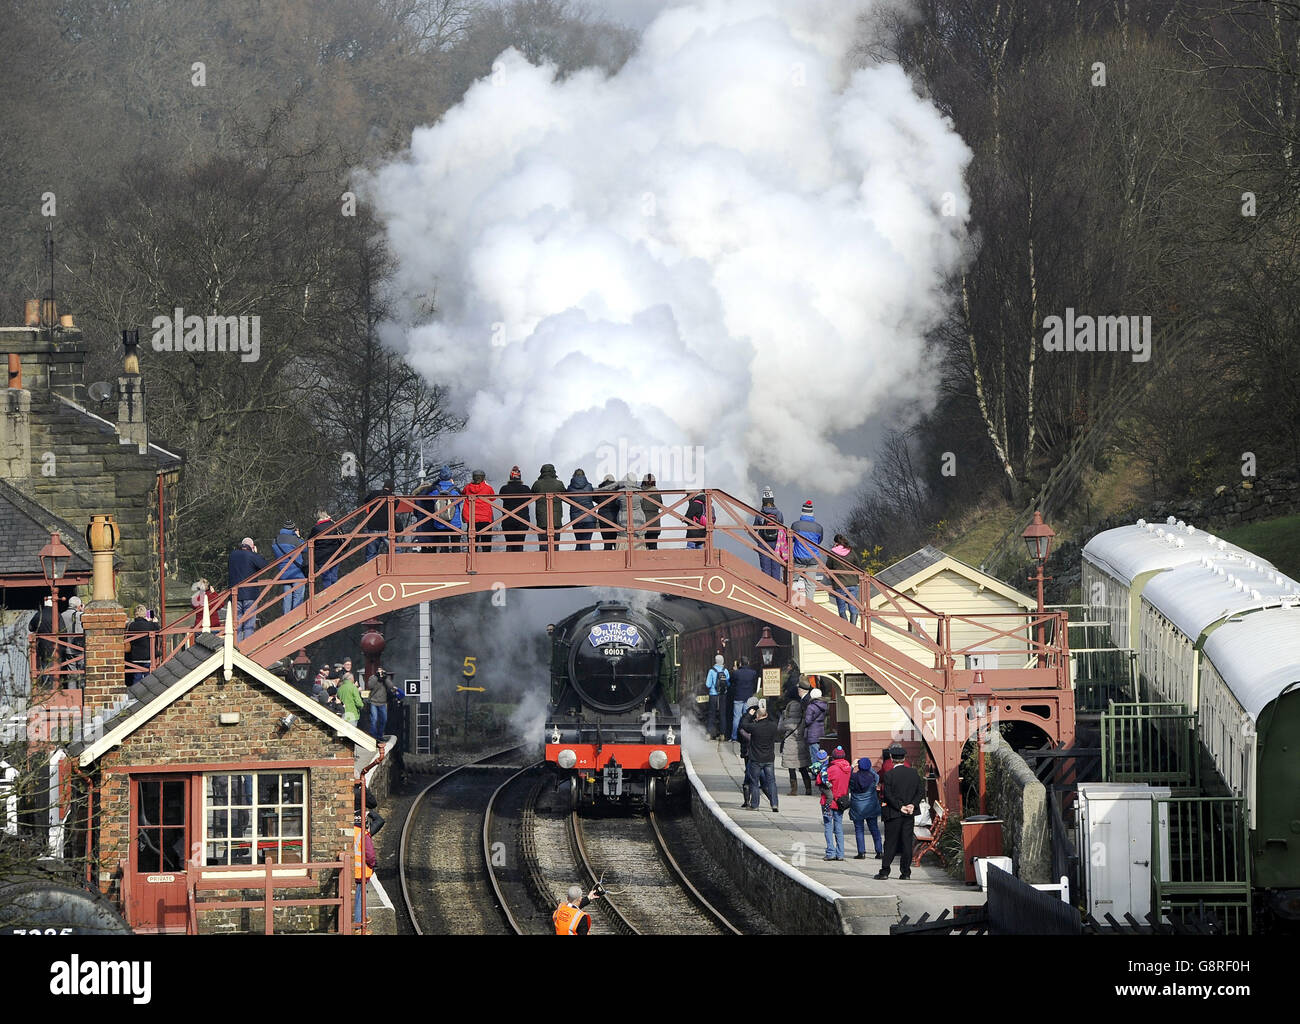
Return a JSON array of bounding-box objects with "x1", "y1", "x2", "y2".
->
[{"x1": 200, "y1": 770, "x2": 309, "y2": 880}]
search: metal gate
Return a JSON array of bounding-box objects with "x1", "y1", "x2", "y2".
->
[
  {"x1": 1101, "y1": 702, "x2": 1199, "y2": 786},
  {"x1": 1151, "y1": 796, "x2": 1252, "y2": 935}
]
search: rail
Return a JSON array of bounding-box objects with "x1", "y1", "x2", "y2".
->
[
  {"x1": 482, "y1": 761, "x2": 542, "y2": 935},
  {"x1": 568, "y1": 811, "x2": 638, "y2": 936},
  {"x1": 398, "y1": 743, "x2": 528, "y2": 935},
  {"x1": 647, "y1": 810, "x2": 742, "y2": 935},
  {"x1": 1151, "y1": 796, "x2": 1252, "y2": 935},
  {"x1": 1101, "y1": 701, "x2": 1199, "y2": 787}
]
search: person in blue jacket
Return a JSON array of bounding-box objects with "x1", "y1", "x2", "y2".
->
[
  {"x1": 849, "y1": 757, "x2": 883, "y2": 859},
  {"x1": 705, "y1": 655, "x2": 730, "y2": 739},
  {"x1": 790, "y1": 499, "x2": 824, "y2": 604},
  {"x1": 567, "y1": 469, "x2": 597, "y2": 550},
  {"x1": 419, "y1": 466, "x2": 464, "y2": 550},
  {"x1": 271, "y1": 522, "x2": 307, "y2": 614}
]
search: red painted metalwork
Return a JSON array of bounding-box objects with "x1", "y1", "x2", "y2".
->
[
  {"x1": 545, "y1": 743, "x2": 683, "y2": 772},
  {"x1": 185, "y1": 852, "x2": 353, "y2": 935},
  {"x1": 158, "y1": 473, "x2": 166, "y2": 625},
  {"x1": 32, "y1": 489, "x2": 1074, "y2": 814},
  {"x1": 126, "y1": 773, "x2": 190, "y2": 932}
]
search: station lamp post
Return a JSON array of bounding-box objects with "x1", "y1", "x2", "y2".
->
[
  {"x1": 755, "y1": 626, "x2": 783, "y2": 699},
  {"x1": 1021, "y1": 511, "x2": 1056, "y2": 667},
  {"x1": 39, "y1": 530, "x2": 72, "y2": 611},
  {"x1": 968, "y1": 672, "x2": 992, "y2": 816}
]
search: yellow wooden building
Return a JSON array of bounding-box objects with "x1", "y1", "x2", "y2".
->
[{"x1": 799, "y1": 546, "x2": 1036, "y2": 766}]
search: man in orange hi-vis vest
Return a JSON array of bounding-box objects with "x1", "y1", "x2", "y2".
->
[
  {"x1": 553, "y1": 884, "x2": 601, "y2": 935},
  {"x1": 353, "y1": 813, "x2": 376, "y2": 932}
]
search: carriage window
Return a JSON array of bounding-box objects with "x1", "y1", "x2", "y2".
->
[{"x1": 204, "y1": 772, "x2": 306, "y2": 866}]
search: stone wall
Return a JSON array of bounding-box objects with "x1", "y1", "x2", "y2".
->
[
  {"x1": 985, "y1": 731, "x2": 1049, "y2": 883},
  {"x1": 682, "y1": 750, "x2": 897, "y2": 934},
  {"x1": 24, "y1": 390, "x2": 177, "y2": 608},
  {"x1": 1043, "y1": 468, "x2": 1299, "y2": 603}
]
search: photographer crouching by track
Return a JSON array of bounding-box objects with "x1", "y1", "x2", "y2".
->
[{"x1": 554, "y1": 883, "x2": 603, "y2": 935}]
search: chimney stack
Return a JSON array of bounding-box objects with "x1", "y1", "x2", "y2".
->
[
  {"x1": 82, "y1": 514, "x2": 126, "y2": 719},
  {"x1": 0, "y1": 351, "x2": 30, "y2": 480},
  {"x1": 116, "y1": 329, "x2": 147, "y2": 453}
]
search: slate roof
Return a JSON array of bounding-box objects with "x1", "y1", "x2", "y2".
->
[
  {"x1": 49, "y1": 392, "x2": 182, "y2": 471},
  {"x1": 65, "y1": 632, "x2": 224, "y2": 756},
  {"x1": 69, "y1": 630, "x2": 375, "y2": 763},
  {"x1": 0, "y1": 478, "x2": 94, "y2": 576},
  {"x1": 874, "y1": 546, "x2": 947, "y2": 589}
]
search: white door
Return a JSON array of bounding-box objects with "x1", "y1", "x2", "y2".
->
[
  {"x1": 1124, "y1": 797, "x2": 1154, "y2": 920},
  {"x1": 1086, "y1": 796, "x2": 1124, "y2": 918}
]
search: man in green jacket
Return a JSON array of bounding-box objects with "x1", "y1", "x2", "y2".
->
[
  {"x1": 531, "y1": 464, "x2": 567, "y2": 551},
  {"x1": 337, "y1": 673, "x2": 364, "y2": 726}
]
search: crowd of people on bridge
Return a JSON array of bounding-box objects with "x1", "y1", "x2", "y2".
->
[{"x1": 214, "y1": 470, "x2": 870, "y2": 643}]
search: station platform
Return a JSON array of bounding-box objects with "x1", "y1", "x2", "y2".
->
[{"x1": 683, "y1": 726, "x2": 975, "y2": 934}]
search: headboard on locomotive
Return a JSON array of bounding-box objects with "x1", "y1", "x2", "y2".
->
[{"x1": 548, "y1": 596, "x2": 788, "y2": 710}]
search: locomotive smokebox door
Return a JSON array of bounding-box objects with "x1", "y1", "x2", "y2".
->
[{"x1": 603, "y1": 759, "x2": 623, "y2": 798}]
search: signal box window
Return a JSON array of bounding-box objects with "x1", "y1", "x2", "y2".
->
[
  {"x1": 136, "y1": 778, "x2": 188, "y2": 872},
  {"x1": 204, "y1": 772, "x2": 306, "y2": 866}
]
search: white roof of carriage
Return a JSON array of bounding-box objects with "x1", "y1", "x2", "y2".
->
[
  {"x1": 1082, "y1": 521, "x2": 1265, "y2": 586},
  {"x1": 1141, "y1": 558, "x2": 1300, "y2": 640},
  {"x1": 1202, "y1": 606, "x2": 1300, "y2": 720}
]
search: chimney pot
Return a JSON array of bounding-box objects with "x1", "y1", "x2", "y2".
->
[{"x1": 24, "y1": 299, "x2": 40, "y2": 327}]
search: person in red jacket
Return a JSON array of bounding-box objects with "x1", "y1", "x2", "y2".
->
[
  {"x1": 820, "y1": 746, "x2": 852, "y2": 860},
  {"x1": 461, "y1": 470, "x2": 497, "y2": 551}
]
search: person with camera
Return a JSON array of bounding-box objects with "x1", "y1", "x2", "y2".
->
[
  {"x1": 739, "y1": 700, "x2": 779, "y2": 812},
  {"x1": 553, "y1": 883, "x2": 602, "y2": 935},
  {"x1": 875, "y1": 745, "x2": 925, "y2": 880},
  {"x1": 126, "y1": 604, "x2": 159, "y2": 686}
]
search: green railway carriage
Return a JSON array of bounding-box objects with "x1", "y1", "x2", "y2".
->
[{"x1": 1082, "y1": 519, "x2": 1300, "y2": 921}]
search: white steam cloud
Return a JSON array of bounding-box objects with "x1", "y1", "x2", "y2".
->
[{"x1": 367, "y1": 0, "x2": 971, "y2": 493}]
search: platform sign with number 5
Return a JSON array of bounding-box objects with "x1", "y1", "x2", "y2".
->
[{"x1": 463, "y1": 656, "x2": 477, "y2": 679}]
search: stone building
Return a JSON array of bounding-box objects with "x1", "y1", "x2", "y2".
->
[{"x1": 1, "y1": 305, "x2": 182, "y2": 611}]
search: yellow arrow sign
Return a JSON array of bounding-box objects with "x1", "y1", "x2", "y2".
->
[{"x1": 456, "y1": 685, "x2": 486, "y2": 693}]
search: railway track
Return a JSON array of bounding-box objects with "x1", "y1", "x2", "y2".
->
[
  {"x1": 404, "y1": 748, "x2": 748, "y2": 935},
  {"x1": 399, "y1": 744, "x2": 534, "y2": 935},
  {"x1": 568, "y1": 808, "x2": 743, "y2": 935}
]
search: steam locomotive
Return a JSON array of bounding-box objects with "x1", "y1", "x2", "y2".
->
[{"x1": 545, "y1": 601, "x2": 686, "y2": 809}]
